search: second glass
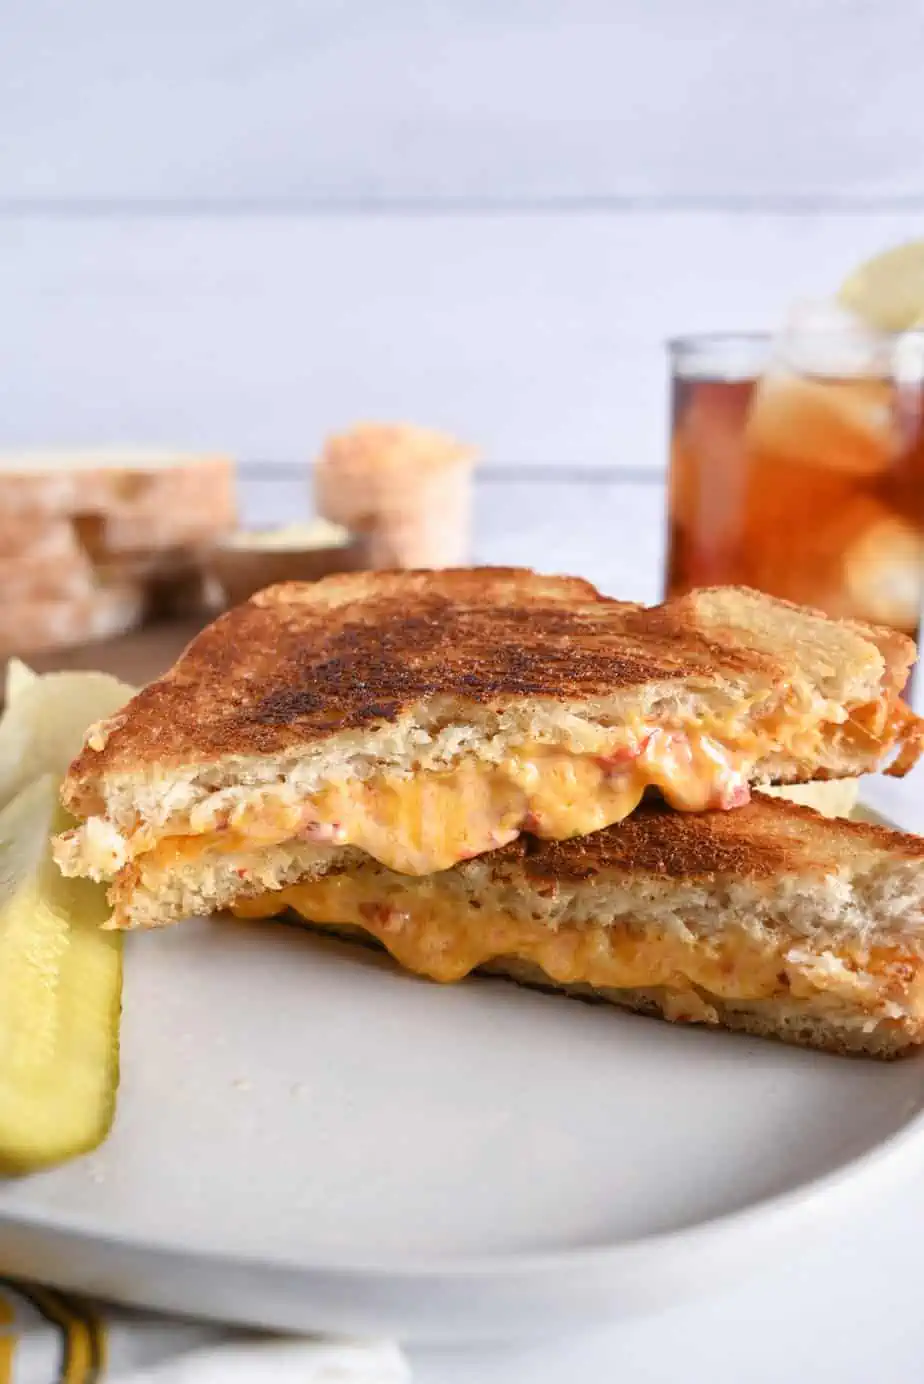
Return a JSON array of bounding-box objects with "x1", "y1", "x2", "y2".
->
[{"x1": 665, "y1": 331, "x2": 924, "y2": 667}]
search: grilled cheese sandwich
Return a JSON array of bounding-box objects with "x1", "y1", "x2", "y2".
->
[{"x1": 54, "y1": 570, "x2": 923, "y2": 933}]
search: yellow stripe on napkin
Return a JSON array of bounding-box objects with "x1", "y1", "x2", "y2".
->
[
  {"x1": 9, "y1": 1282, "x2": 100, "y2": 1384},
  {"x1": 0, "y1": 1288, "x2": 15, "y2": 1384}
]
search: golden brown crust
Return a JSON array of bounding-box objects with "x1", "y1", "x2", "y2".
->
[
  {"x1": 688, "y1": 584, "x2": 917, "y2": 678},
  {"x1": 62, "y1": 569, "x2": 921, "y2": 812},
  {"x1": 491, "y1": 791, "x2": 924, "y2": 885}
]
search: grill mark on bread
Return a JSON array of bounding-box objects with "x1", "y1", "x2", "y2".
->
[
  {"x1": 500, "y1": 794, "x2": 924, "y2": 884},
  {"x1": 511, "y1": 798, "x2": 796, "y2": 881}
]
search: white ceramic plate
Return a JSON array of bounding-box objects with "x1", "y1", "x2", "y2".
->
[{"x1": 2, "y1": 817, "x2": 924, "y2": 1342}]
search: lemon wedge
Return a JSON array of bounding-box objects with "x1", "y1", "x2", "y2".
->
[{"x1": 838, "y1": 240, "x2": 924, "y2": 333}]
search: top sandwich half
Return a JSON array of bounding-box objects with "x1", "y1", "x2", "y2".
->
[{"x1": 56, "y1": 568, "x2": 923, "y2": 890}]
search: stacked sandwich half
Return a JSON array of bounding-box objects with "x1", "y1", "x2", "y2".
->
[{"x1": 55, "y1": 569, "x2": 924, "y2": 1057}]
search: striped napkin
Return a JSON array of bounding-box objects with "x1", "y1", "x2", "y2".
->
[{"x1": 0, "y1": 1282, "x2": 409, "y2": 1382}]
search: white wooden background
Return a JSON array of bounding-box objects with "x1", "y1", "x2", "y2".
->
[
  {"x1": 4, "y1": 0, "x2": 923, "y2": 205},
  {"x1": 3, "y1": 211, "x2": 924, "y2": 468},
  {"x1": 2, "y1": 0, "x2": 923, "y2": 469}
]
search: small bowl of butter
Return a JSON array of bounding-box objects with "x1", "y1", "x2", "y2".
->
[{"x1": 211, "y1": 521, "x2": 365, "y2": 607}]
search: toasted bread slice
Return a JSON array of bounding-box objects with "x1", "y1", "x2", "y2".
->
[
  {"x1": 56, "y1": 570, "x2": 922, "y2": 888},
  {"x1": 118, "y1": 793, "x2": 924, "y2": 1058},
  {"x1": 478, "y1": 962, "x2": 918, "y2": 1059}
]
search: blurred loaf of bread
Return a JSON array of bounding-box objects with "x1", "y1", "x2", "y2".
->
[
  {"x1": 0, "y1": 450, "x2": 234, "y2": 521},
  {"x1": 0, "y1": 451, "x2": 236, "y2": 656},
  {"x1": 314, "y1": 423, "x2": 475, "y2": 567},
  {"x1": 0, "y1": 583, "x2": 146, "y2": 657}
]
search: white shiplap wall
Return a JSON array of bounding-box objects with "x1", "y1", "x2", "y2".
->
[
  {"x1": 3, "y1": 0, "x2": 923, "y2": 466},
  {"x1": 2, "y1": 0, "x2": 923, "y2": 472},
  {"x1": 3, "y1": 210, "x2": 923, "y2": 466},
  {"x1": 3, "y1": 0, "x2": 924, "y2": 205}
]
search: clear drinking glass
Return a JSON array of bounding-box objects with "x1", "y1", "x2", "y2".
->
[{"x1": 665, "y1": 330, "x2": 924, "y2": 692}]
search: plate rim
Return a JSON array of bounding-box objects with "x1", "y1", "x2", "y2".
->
[{"x1": 2, "y1": 1079, "x2": 924, "y2": 1280}]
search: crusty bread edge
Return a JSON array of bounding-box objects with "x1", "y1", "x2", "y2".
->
[
  {"x1": 688, "y1": 584, "x2": 918, "y2": 693},
  {"x1": 483, "y1": 957, "x2": 918, "y2": 1059}
]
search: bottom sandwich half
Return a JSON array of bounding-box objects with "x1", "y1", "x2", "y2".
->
[{"x1": 109, "y1": 792, "x2": 924, "y2": 1059}]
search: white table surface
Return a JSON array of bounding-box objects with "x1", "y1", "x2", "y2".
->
[{"x1": 235, "y1": 463, "x2": 924, "y2": 1381}]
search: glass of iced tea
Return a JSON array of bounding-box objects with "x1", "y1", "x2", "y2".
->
[{"x1": 666, "y1": 329, "x2": 924, "y2": 686}]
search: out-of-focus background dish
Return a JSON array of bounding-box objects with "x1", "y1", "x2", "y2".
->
[{"x1": 211, "y1": 520, "x2": 365, "y2": 607}]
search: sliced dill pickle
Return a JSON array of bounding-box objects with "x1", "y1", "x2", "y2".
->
[{"x1": 0, "y1": 775, "x2": 121, "y2": 1173}]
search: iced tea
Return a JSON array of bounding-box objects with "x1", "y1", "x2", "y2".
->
[{"x1": 666, "y1": 333, "x2": 924, "y2": 686}]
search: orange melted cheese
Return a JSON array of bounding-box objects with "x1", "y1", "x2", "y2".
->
[
  {"x1": 140, "y1": 733, "x2": 749, "y2": 878},
  {"x1": 231, "y1": 876, "x2": 923, "y2": 1015}
]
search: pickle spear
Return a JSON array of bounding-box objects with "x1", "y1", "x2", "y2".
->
[{"x1": 0, "y1": 774, "x2": 122, "y2": 1173}]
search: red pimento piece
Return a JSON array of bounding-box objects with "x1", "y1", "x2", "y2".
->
[
  {"x1": 359, "y1": 901, "x2": 402, "y2": 933},
  {"x1": 596, "y1": 733, "x2": 651, "y2": 774}
]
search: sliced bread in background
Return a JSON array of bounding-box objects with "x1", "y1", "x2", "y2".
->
[{"x1": 0, "y1": 452, "x2": 236, "y2": 656}]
